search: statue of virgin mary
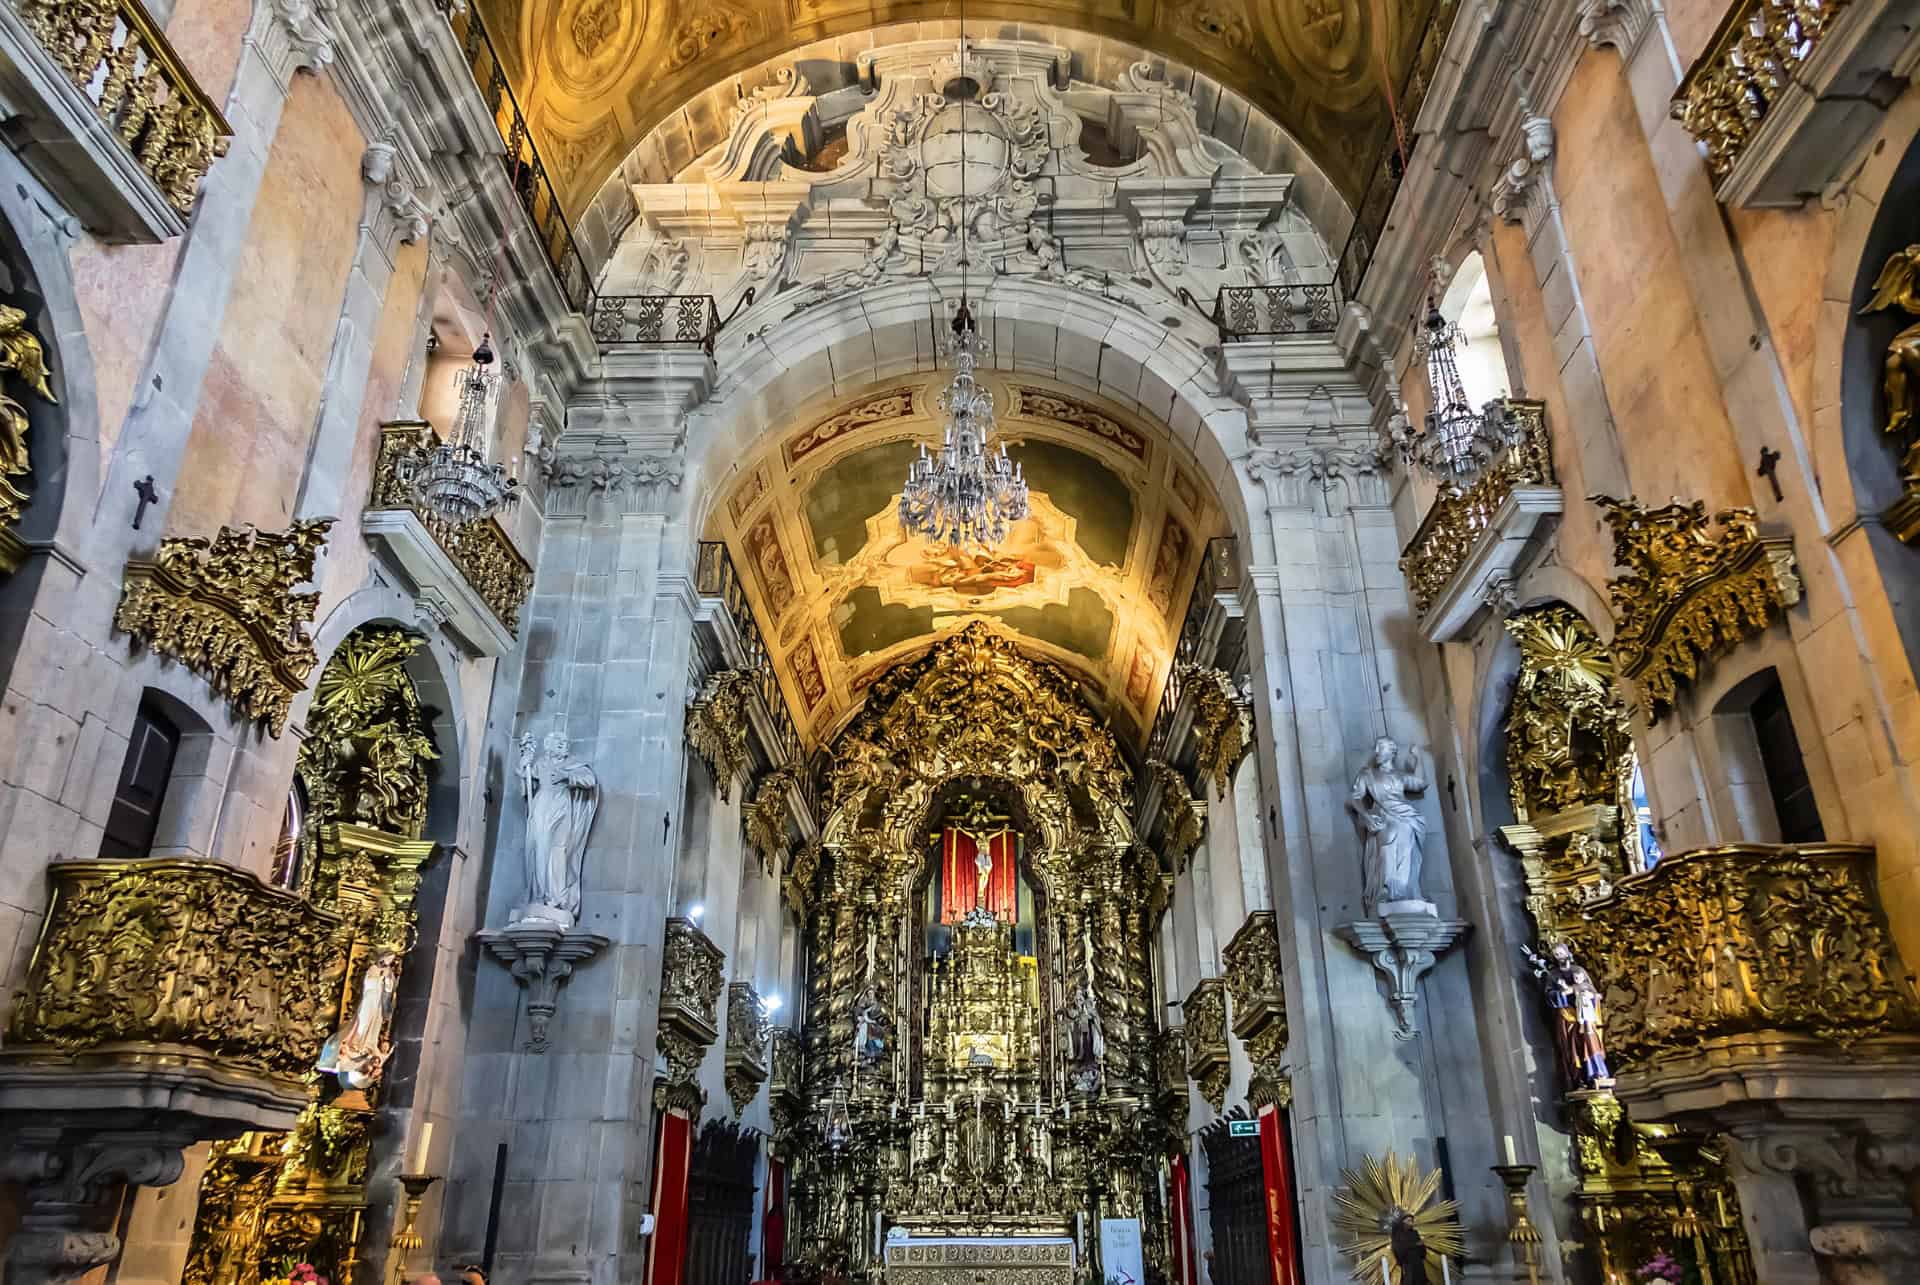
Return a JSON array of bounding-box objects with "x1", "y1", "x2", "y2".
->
[{"x1": 513, "y1": 731, "x2": 599, "y2": 929}]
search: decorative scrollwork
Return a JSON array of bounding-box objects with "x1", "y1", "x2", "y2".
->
[
  {"x1": 1557, "y1": 843, "x2": 1920, "y2": 1073},
  {"x1": 656, "y1": 916, "x2": 725, "y2": 1109},
  {"x1": 0, "y1": 303, "x2": 55, "y2": 570},
  {"x1": 724, "y1": 981, "x2": 770, "y2": 1115},
  {"x1": 687, "y1": 668, "x2": 754, "y2": 800},
  {"x1": 1147, "y1": 760, "x2": 1205, "y2": 867},
  {"x1": 1504, "y1": 607, "x2": 1634, "y2": 821},
  {"x1": 298, "y1": 629, "x2": 438, "y2": 840},
  {"x1": 113, "y1": 519, "x2": 333, "y2": 734},
  {"x1": 1593, "y1": 496, "x2": 1801, "y2": 717},
  {"x1": 746, "y1": 762, "x2": 802, "y2": 870},
  {"x1": 1183, "y1": 977, "x2": 1229, "y2": 1112},
  {"x1": 6, "y1": 858, "x2": 349, "y2": 1088},
  {"x1": 1186, "y1": 666, "x2": 1253, "y2": 798},
  {"x1": 1223, "y1": 911, "x2": 1288, "y2": 1101},
  {"x1": 1400, "y1": 400, "x2": 1552, "y2": 613}
]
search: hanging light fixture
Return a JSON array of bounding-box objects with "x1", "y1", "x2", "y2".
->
[
  {"x1": 396, "y1": 332, "x2": 520, "y2": 525},
  {"x1": 897, "y1": 19, "x2": 1029, "y2": 548},
  {"x1": 1401, "y1": 283, "x2": 1521, "y2": 486}
]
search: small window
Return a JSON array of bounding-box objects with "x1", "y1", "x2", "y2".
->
[
  {"x1": 99, "y1": 699, "x2": 182, "y2": 859},
  {"x1": 1628, "y1": 760, "x2": 1662, "y2": 870},
  {"x1": 1750, "y1": 674, "x2": 1824, "y2": 844}
]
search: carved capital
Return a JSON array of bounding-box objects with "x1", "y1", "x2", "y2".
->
[
  {"x1": 1491, "y1": 122, "x2": 1555, "y2": 231},
  {"x1": 362, "y1": 140, "x2": 429, "y2": 246},
  {"x1": 253, "y1": 0, "x2": 337, "y2": 89}
]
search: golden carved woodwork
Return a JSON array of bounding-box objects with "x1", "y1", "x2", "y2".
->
[
  {"x1": 1330, "y1": 1153, "x2": 1464, "y2": 1285},
  {"x1": 1857, "y1": 245, "x2": 1920, "y2": 542},
  {"x1": 923, "y1": 918, "x2": 1040, "y2": 1090},
  {"x1": 1556, "y1": 843, "x2": 1920, "y2": 1074},
  {"x1": 113, "y1": 518, "x2": 333, "y2": 734},
  {"x1": 724, "y1": 981, "x2": 770, "y2": 1115},
  {"x1": 1152, "y1": 1024, "x2": 1187, "y2": 1104},
  {"x1": 5, "y1": 858, "x2": 349, "y2": 1092},
  {"x1": 1185, "y1": 666, "x2": 1253, "y2": 799},
  {"x1": 1401, "y1": 400, "x2": 1552, "y2": 613},
  {"x1": 687, "y1": 667, "x2": 754, "y2": 800},
  {"x1": 1147, "y1": 759, "x2": 1204, "y2": 867},
  {"x1": 1671, "y1": 0, "x2": 1852, "y2": 186},
  {"x1": 883, "y1": 1238, "x2": 1074, "y2": 1285},
  {"x1": 746, "y1": 761, "x2": 802, "y2": 870},
  {"x1": 370, "y1": 422, "x2": 534, "y2": 632},
  {"x1": 0, "y1": 303, "x2": 55, "y2": 573},
  {"x1": 1183, "y1": 976, "x2": 1229, "y2": 1112},
  {"x1": 298, "y1": 629, "x2": 439, "y2": 842},
  {"x1": 1593, "y1": 496, "x2": 1801, "y2": 718},
  {"x1": 1223, "y1": 911, "x2": 1287, "y2": 1104},
  {"x1": 474, "y1": 0, "x2": 1451, "y2": 219},
  {"x1": 1504, "y1": 607, "x2": 1635, "y2": 822},
  {"x1": 310, "y1": 822, "x2": 439, "y2": 959},
  {"x1": 657, "y1": 915, "x2": 725, "y2": 1111},
  {"x1": 784, "y1": 837, "x2": 822, "y2": 915},
  {"x1": 17, "y1": 0, "x2": 233, "y2": 213}
]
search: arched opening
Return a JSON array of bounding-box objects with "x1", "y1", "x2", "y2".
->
[
  {"x1": 1439, "y1": 250, "x2": 1513, "y2": 409},
  {"x1": 1706, "y1": 666, "x2": 1825, "y2": 845}
]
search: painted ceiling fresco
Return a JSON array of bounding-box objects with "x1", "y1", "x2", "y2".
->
[
  {"x1": 708, "y1": 375, "x2": 1225, "y2": 747},
  {"x1": 477, "y1": 0, "x2": 1449, "y2": 217}
]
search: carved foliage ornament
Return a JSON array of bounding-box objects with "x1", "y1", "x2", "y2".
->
[
  {"x1": 114, "y1": 519, "x2": 333, "y2": 734},
  {"x1": 372, "y1": 424, "x2": 533, "y2": 634},
  {"x1": 1148, "y1": 759, "x2": 1205, "y2": 866},
  {"x1": 8, "y1": 858, "x2": 349, "y2": 1085},
  {"x1": 746, "y1": 761, "x2": 802, "y2": 870},
  {"x1": 657, "y1": 916, "x2": 725, "y2": 1108},
  {"x1": 1223, "y1": 911, "x2": 1287, "y2": 1088},
  {"x1": 0, "y1": 304, "x2": 55, "y2": 563},
  {"x1": 1185, "y1": 665, "x2": 1254, "y2": 798},
  {"x1": 1859, "y1": 244, "x2": 1920, "y2": 541},
  {"x1": 1503, "y1": 606, "x2": 1633, "y2": 822},
  {"x1": 1557, "y1": 843, "x2": 1920, "y2": 1072},
  {"x1": 1183, "y1": 977, "x2": 1229, "y2": 1112},
  {"x1": 1670, "y1": 0, "x2": 1853, "y2": 184},
  {"x1": 1594, "y1": 496, "x2": 1800, "y2": 717},
  {"x1": 688, "y1": 668, "x2": 754, "y2": 800},
  {"x1": 298, "y1": 629, "x2": 438, "y2": 840},
  {"x1": 724, "y1": 981, "x2": 770, "y2": 1115}
]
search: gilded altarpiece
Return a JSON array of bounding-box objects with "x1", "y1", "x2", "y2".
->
[
  {"x1": 787, "y1": 625, "x2": 1175, "y2": 1281},
  {"x1": 1496, "y1": 607, "x2": 1756, "y2": 1283},
  {"x1": 183, "y1": 630, "x2": 441, "y2": 1285}
]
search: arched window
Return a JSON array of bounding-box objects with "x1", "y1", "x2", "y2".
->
[{"x1": 1439, "y1": 251, "x2": 1513, "y2": 408}]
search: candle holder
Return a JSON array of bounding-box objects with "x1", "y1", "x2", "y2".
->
[
  {"x1": 1491, "y1": 1164, "x2": 1542, "y2": 1285},
  {"x1": 388, "y1": 1173, "x2": 441, "y2": 1285}
]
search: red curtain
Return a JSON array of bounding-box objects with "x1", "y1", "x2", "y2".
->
[
  {"x1": 1258, "y1": 1106, "x2": 1303, "y2": 1285},
  {"x1": 939, "y1": 827, "x2": 1016, "y2": 923},
  {"x1": 648, "y1": 1109, "x2": 694, "y2": 1285},
  {"x1": 1170, "y1": 1151, "x2": 1198, "y2": 1285},
  {"x1": 761, "y1": 1155, "x2": 785, "y2": 1279}
]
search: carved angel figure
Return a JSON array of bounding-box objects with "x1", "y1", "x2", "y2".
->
[
  {"x1": 513, "y1": 731, "x2": 599, "y2": 929},
  {"x1": 1348, "y1": 737, "x2": 1431, "y2": 915},
  {"x1": 1860, "y1": 244, "x2": 1920, "y2": 479}
]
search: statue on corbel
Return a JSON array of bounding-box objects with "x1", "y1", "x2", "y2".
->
[{"x1": 475, "y1": 728, "x2": 609, "y2": 1054}]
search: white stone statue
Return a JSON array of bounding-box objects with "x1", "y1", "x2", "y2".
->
[
  {"x1": 514, "y1": 731, "x2": 599, "y2": 929},
  {"x1": 317, "y1": 952, "x2": 399, "y2": 1090},
  {"x1": 1347, "y1": 736, "x2": 1433, "y2": 916}
]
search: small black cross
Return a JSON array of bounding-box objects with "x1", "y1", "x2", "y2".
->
[
  {"x1": 1757, "y1": 447, "x2": 1783, "y2": 502},
  {"x1": 132, "y1": 475, "x2": 158, "y2": 529}
]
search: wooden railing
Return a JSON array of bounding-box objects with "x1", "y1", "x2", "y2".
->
[
  {"x1": 1672, "y1": 0, "x2": 1855, "y2": 184},
  {"x1": 17, "y1": 0, "x2": 232, "y2": 214}
]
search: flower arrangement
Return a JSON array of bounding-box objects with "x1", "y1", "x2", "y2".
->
[
  {"x1": 262, "y1": 1262, "x2": 330, "y2": 1285},
  {"x1": 1635, "y1": 1252, "x2": 1684, "y2": 1282}
]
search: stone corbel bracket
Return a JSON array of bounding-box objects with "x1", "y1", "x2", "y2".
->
[
  {"x1": 1335, "y1": 912, "x2": 1471, "y2": 1040},
  {"x1": 476, "y1": 920, "x2": 609, "y2": 1054}
]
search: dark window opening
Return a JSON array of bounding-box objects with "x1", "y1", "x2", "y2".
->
[
  {"x1": 99, "y1": 698, "x2": 182, "y2": 859},
  {"x1": 1750, "y1": 673, "x2": 1824, "y2": 844}
]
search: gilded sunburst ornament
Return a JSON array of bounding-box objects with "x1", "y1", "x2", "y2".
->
[{"x1": 1330, "y1": 1152, "x2": 1463, "y2": 1284}]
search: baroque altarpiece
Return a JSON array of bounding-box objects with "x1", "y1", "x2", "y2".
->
[{"x1": 779, "y1": 626, "x2": 1175, "y2": 1278}]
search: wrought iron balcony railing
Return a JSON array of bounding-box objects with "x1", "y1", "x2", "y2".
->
[
  {"x1": 1672, "y1": 0, "x2": 1854, "y2": 187},
  {"x1": 1561, "y1": 843, "x2": 1920, "y2": 1075},
  {"x1": 9, "y1": 0, "x2": 232, "y2": 235},
  {"x1": 365, "y1": 421, "x2": 533, "y2": 648},
  {"x1": 1400, "y1": 400, "x2": 1554, "y2": 617},
  {"x1": 590, "y1": 293, "x2": 724, "y2": 351},
  {"x1": 5, "y1": 858, "x2": 348, "y2": 1096},
  {"x1": 1214, "y1": 283, "x2": 1340, "y2": 340}
]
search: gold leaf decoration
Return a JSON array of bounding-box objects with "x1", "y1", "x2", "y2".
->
[
  {"x1": 1593, "y1": 496, "x2": 1800, "y2": 718},
  {"x1": 0, "y1": 302, "x2": 56, "y2": 570},
  {"x1": 1148, "y1": 759, "x2": 1205, "y2": 866},
  {"x1": 113, "y1": 519, "x2": 333, "y2": 734},
  {"x1": 298, "y1": 629, "x2": 439, "y2": 841},
  {"x1": 688, "y1": 667, "x2": 754, "y2": 800},
  {"x1": 1184, "y1": 976, "x2": 1230, "y2": 1112},
  {"x1": 745, "y1": 761, "x2": 802, "y2": 869},
  {"x1": 1330, "y1": 1152, "x2": 1464, "y2": 1285},
  {"x1": 1186, "y1": 665, "x2": 1254, "y2": 798},
  {"x1": 1503, "y1": 606, "x2": 1634, "y2": 821},
  {"x1": 1401, "y1": 400, "x2": 1551, "y2": 613}
]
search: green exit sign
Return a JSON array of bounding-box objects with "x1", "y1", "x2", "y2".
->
[{"x1": 1229, "y1": 1119, "x2": 1259, "y2": 1137}]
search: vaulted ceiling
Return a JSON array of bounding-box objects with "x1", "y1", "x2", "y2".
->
[
  {"x1": 479, "y1": 0, "x2": 1446, "y2": 218},
  {"x1": 705, "y1": 374, "x2": 1226, "y2": 748}
]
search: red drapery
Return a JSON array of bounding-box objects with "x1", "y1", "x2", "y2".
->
[
  {"x1": 761, "y1": 1155, "x2": 785, "y2": 1279},
  {"x1": 939, "y1": 826, "x2": 1016, "y2": 923},
  {"x1": 1258, "y1": 1105, "x2": 1303, "y2": 1285},
  {"x1": 1170, "y1": 1151, "x2": 1198, "y2": 1285},
  {"x1": 647, "y1": 1109, "x2": 694, "y2": 1285}
]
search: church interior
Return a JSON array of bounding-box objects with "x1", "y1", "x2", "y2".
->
[{"x1": 2, "y1": 0, "x2": 1920, "y2": 1282}]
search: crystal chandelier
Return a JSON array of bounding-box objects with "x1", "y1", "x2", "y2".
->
[
  {"x1": 1401, "y1": 289, "x2": 1522, "y2": 486},
  {"x1": 899, "y1": 301, "x2": 1029, "y2": 546},
  {"x1": 397, "y1": 333, "x2": 520, "y2": 525}
]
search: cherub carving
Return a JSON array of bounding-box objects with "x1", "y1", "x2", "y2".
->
[{"x1": 1859, "y1": 244, "x2": 1920, "y2": 480}]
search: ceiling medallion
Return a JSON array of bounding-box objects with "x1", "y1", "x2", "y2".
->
[
  {"x1": 898, "y1": 300, "x2": 1029, "y2": 548},
  {"x1": 1399, "y1": 289, "x2": 1522, "y2": 486},
  {"x1": 395, "y1": 333, "x2": 520, "y2": 525}
]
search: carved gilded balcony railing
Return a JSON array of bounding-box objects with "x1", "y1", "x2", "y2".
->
[
  {"x1": 1184, "y1": 977, "x2": 1229, "y2": 1112},
  {"x1": 1152, "y1": 1025, "x2": 1187, "y2": 1105},
  {"x1": 1214, "y1": 282, "x2": 1340, "y2": 340},
  {"x1": 1669, "y1": 0, "x2": 1901, "y2": 206},
  {"x1": 656, "y1": 916, "x2": 724, "y2": 1113},
  {"x1": 2, "y1": 858, "x2": 348, "y2": 1119},
  {"x1": 692, "y1": 540, "x2": 813, "y2": 808},
  {"x1": 1560, "y1": 843, "x2": 1920, "y2": 1081},
  {"x1": 1400, "y1": 400, "x2": 1558, "y2": 642},
  {"x1": 3, "y1": 0, "x2": 231, "y2": 240},
  {"x1": 114, "y1": 518, "x2": 332, "y2": 734},
  {"x1": 723, "y1": 981, "x2": 770, "y2": 1115},
  {"x1": 1224, "y1": 911, "x2": 1289, "y2": 1107},
  {"x1": 363, "y1": 421, "x2": 532, "y2": 654}
]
